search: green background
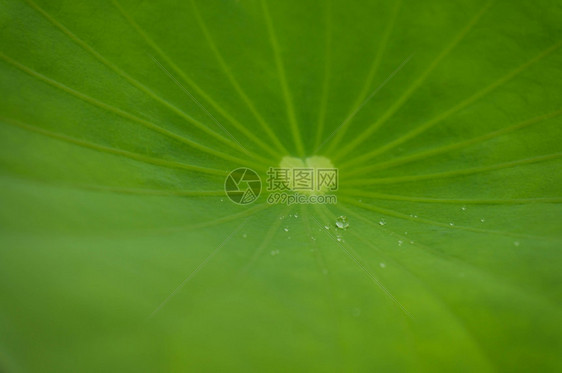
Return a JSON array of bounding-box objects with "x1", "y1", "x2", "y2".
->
[{"x1": 1, "y1": 0, "x2": 561, "y2": 371}]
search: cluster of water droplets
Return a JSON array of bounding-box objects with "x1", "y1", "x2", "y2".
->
[
  {"x1": 267, "y1": 206, "x2": 511, "y2": 258},
  {"x1": 280, "y1": 213, "x2": 303, "y2": 241},
  {"x1": 334, "y1": 216, "x2": 349, "y2": 243}
]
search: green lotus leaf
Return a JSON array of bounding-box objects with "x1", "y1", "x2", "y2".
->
[{"x1": 1, "y1": 0, "x2": 561, "y2": 371}]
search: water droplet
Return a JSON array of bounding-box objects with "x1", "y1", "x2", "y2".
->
[
  {"x1": 514, "y1": 241, "x2": 520, "y2": 247},
  {"x1": 311, "y1": 236, "x2": 316, "y2": 241},
  {"x1": 336, "y1": 237, "x2": 342, "y2": 242},
  {"x1": 379, "y1": 262, "x2": 386, "y2": 268},
  {"x1": 449, "y1": 222, "x2": 455, "y2": 226},
  {"x1": 294, "y1": 214, "x2": 298, "y2": 218},
  {"x1": 404, "y1": 231, "x2": 408, "y2": 235},
  {"x1": 335, "y1": 216, "x2": 349, "y2": 230},
  {"x1": 398, "y1": 240, "x2": 403, "y2": 246},
  {"x1": 379, "y1": 218, "x2": 386, "y2": 226},
  {"x1": 220, "y1": 198, "x2": 224, "y2": 202},
  {"x1": 283, "y1": 227, "x2": 289, "y2": 232},
  {"x1": 324, "y1": 225, "x2": 330, "y2": 230},
  {"x1": 410, "y1": 240, "x2": 415, "y2": 244},
  {"x1": 480, "y1": 218, "x2": 486, "y2": 223},
  {"x1": 270, "y1": 250, "x2": 279, "y2": 256},
  {"x1": 242, "y1": 233, "x2": 247, "y2": 238},
  {"x1": 461, "y1": 206, "x2": 467, "y2": 211}
]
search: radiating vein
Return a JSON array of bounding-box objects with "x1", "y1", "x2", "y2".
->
[
  {"x1": 317, "y1": 53, "x2": 413, "y2": 154},
  {"x1": 331, "y1": 1, "x2": 493, "y2": 161},
  {"x1": 165, "y1": 203, "x2": 270, "y2": 234},
  {"x1": 323, "y1": 0, "x2": 403, "y2": 154},
  {"x1": 339, "y1": 196, "x2": 553, "y2": 239},
  {"x1": 189, "y1": 0, "x2": 289, "y2": 156},
  {"x1": 339, "y1": 203, "x2": 559, "y2": 312},
  {"x1": 24, "y1": 0, "x2": 252, "y2": 157},
  {"x1": 302, "y1": 205, "x2": 333, "y2": 288},
  {"x1": 345, "y1": 109, "x2": 562, "y2": 177},
  {"x1": 1, "y1": 116, "x2": 225, "y2": 176},
  {"x1": 7, "y1": 175, "x2": 226, "y2": 197},
  {"x1": 240, "y1": 205, "x2": 292, "y2": 274},
  {"x1": 314, "y1": 206, "x2": 412, "y2": 318},
  {"x1": 341, "y1": 40, "x2": 562, "y2": 168},
  {"x1": 80, "y1": 186, "x2": 225, "y2": 197},
  {"x1": 150, "y1": 54, "x2": 250, "y2": 156},
  {"x1": 335, "y1": 203, "x2": 514, "y2": 370},
  {"x1": 345, "y1": 153, "x2": 562, "y2": 186},
  {"x1": 0, "y1": 52, "x2": 267, "y2": 170},
  {"x1": 147, "y1": 218, "x2": 249, "y2": 320},
  {"x1": 110, "y1": 0, "x2": 284, "y2": 159},
  {"x1": 302, "y1": 204, "x2": 347, "y2": 364},
  {"x1": 260, "y1": 0, "x2": 305, "y2": 157},
  {"x1": 313, "y1": 0, "x2": 333, "y2": 151},
  {"x1": 340, "y1": 189, "x2": 562, "y2": 205}
]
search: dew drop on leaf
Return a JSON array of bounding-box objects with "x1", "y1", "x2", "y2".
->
[{"x1": 335, "y1": 215, "x2": 349, "y2": 229}]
